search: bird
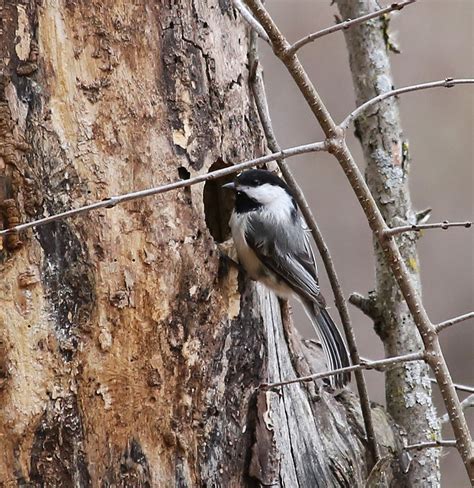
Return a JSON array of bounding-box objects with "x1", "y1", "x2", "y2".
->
[{"x1": 223, "y1": 169, "x2": 350, "y2": 389}]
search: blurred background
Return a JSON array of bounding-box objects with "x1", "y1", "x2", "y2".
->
[{"x1": 258, "y1": 1, "x2": 473, "y2": 485}]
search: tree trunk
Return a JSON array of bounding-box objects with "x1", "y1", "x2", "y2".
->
[
  {"x1": 335, "y1": 1, "x2": 440, "y2": 486},
  {"x1": 1, "y1": 1, "x2": 402, "y2": 485}
]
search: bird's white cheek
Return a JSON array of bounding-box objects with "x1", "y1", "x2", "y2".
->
[{"x1": 242, "y1": 184, "x2": 294, "y2": 221}]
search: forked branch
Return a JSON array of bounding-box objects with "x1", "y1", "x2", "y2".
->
[
  {"x1": 436, "y1": 312, "x2": 474, "y2": 334},
  {"x1": 261, "y1": 351, "x2": 424, "y2": 389},
  {"x1": 232, "y1": 0, "x2": 270, "y2": 44},
  {"x1": 384, "y1": 220, "x2": 472, "y2": 238},
  {"x1": 244, "y1": 0, "x2": 474, "y2": 480},
  {"x1": 249, "y1": 35, "x2": 380, "y2": 461},
  {"x1": 405, "y1": 440, "x2": 457, "y2": 451},
  {"x1": 287, "y1": 0, "x2": 417, "y2": 55},
  {"x1": 340, "y1": 78, "x2": 474, "y2": 129}
]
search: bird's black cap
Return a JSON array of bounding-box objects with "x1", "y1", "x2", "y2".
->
[
  {"x1": 235, "y1": 169, "x2": 290, "y2": 192},
  {"x1": 229, "y1": 169, "x2": 297, "y2": 216}
]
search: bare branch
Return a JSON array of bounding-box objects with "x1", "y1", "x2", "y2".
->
[
  {"x1": 232, "y1": 0, "x2": 270, "y2": 44},
  {"x1": 384, "y1": 220, "x2": 472, "y2": 238},
  {"x1": 441, "y1": 395, "x2": 474, "y2": 424},
  {"x1": 436, "y1": 312, "x2": 474, "y2": 334},
  {"x1": 248, "y1": 35, "x2": 380, "y2": 462},
  {"x1": 429, "y1": 378, "x2": 474, "y2": 395},
  {"x1": 261, "y1": 352, "x2": 424, "y2": 390},
  {"x1": 404, "y1": 440, "x2": 457, "y2": 451},
  {"x1": 245, "y1": 0, "x2": 338, "y2": 136},
  {"x1": 0, "y1": 140, "x2": 326, "y2": 237},
  {"x1": 359, "y1": 358, "x2": 474, "y2": 396},
  {"x1": 340, "y1": 78, "x2": 474, "y2": 130},
  {"x1": 287, "y1": 0, "x2": 416, "y2": 56},
  {"x1": 245, "y1": 0, "x2": 474, "y2": 478}
]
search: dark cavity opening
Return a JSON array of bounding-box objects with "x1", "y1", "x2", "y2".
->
[
  {"x1": 203, "y1": 159, "x2": 234, "y2": 243},
  {"x1": 178, "y1": 166, "x2": 192, "y2": 204},
  {"x1": 178, "y1": 166, "x2": 190, "y2": 180}
]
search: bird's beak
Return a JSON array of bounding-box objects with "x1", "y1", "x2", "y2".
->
[{"x1": 222, "y1": 181, "x2": 236, "y2": 190}]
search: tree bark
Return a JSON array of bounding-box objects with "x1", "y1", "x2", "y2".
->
[
  {"x1": 335, "y1": 1, "x2": 440, "y2": 486},
  {"x1": 1, "y1": 1, "x2": 403, "y2": 485}
]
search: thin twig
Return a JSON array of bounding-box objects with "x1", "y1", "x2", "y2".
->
[
  {"x1": 441, "y1": 395, "x2": 474, "y2": 424},
  {"x1": 233, "y1": 0, "x2": 270, "y2": 44},
  {"x1": 261, "y1": 351, "x2": 424, "y2": 390},
  {"x1": 245, "y1": 1, "x2": 339, "y2": 137},
  {"x1": 244, "y1": 0, "x2": 474, "y2": 480},
  {"x1": 0, "y1": 141, "x2": 326, "y2": 237},
  {"x1": 384, "y1": 220, "x2": 472, "y2": 238},
  {"x1": 287, "y1": 0, "x2": 416, "y2": 55},
  {"x1": 429, "y1": 378, "x2": 474, "y2": 395},
  {"x1": 248, "y1": 34, "x2": 380, "y2": 462},
  {"x1": 436, "y1": 312, "x2": 474, "y2": 334},
  {"x1": 357, "y1": 361, "x2": 474, "y2": 394},
  {"x1": 404, "y1": 440, "x2": 457, "y2": 451},
  {"x1": 340, "y1": 78, "x2": 474, "y2": 129},
  {"x1": 357, "y1": 354, "x2": 425, "y2": 372}
]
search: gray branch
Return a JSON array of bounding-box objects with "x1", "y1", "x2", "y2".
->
[
  {"x1": 232, "y1": 0, "x2": 270, "y2": 44},
  {"x1": 262, "y1": 351, "x2": 425, "y2": 389},
  {"x1": 246, "y1": 0, "x2": 473, "y2": 482},
  {"x1": 435, "y1": 312, "x2": 474, "y2": 334},
  {"x1": 287, "y1": 0, "x2": 417, "y2": 55},
  {"x1": 384, "y1": 220, "x2": 472, "y2": 238},
  {"x1": 248, "y1": 29, "x2": 381, "y2": 462},
  {"x1": 340, "y1": 78, "x2": 474, "y2": 130},
  {"x1": 0, "y1": 140, "x2": 326, "y2": 237},
  {"x1": 429, "y1": 378, "x2": 474, "y2": 395},
  {"x1": 404, "y1": 440, "x2": 457, "y2": 451}
]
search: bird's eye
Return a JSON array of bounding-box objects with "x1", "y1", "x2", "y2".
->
[{"x1": 252, "y1": 179, "x2": 259, "y2": 185}]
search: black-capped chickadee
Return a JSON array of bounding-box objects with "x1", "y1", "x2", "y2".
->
[{"x1": 223, "y1": 169, "x2": 350, "y2": 389}]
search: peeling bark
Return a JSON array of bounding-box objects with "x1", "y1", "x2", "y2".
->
[
  {"x1": 1, "y1": 1, "x2": 406, "y2": 486},
  {"x1": 336, "y1": 1, "x2": 440, "y2": 486}
]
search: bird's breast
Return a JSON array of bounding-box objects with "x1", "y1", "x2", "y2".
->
[
  {"x1": 229, "y1": 212, "x2": 264, "y2": 281},
  {"x1": 229, "y1": 211, "x2": 293, "y2": 299}
]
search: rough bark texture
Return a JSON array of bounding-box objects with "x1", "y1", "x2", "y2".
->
[
  {"x1": 335, "y1": 1, "x2": 440, "y2": 486},
  {"x1": 1, "y1": 1, "x2": 403, "y2": 486}
]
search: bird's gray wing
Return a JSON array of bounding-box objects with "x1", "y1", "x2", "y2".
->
[
  {"x1": 246, "y1": 213, "x2": 326, "y2": 308},
  {"x1": 299, "y1": 219, "x2": 320, "y2": 285}
]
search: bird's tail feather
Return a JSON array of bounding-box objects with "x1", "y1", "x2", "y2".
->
[{"x1": 303, "y1": 302, "x2": 351, "y2": 389}]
